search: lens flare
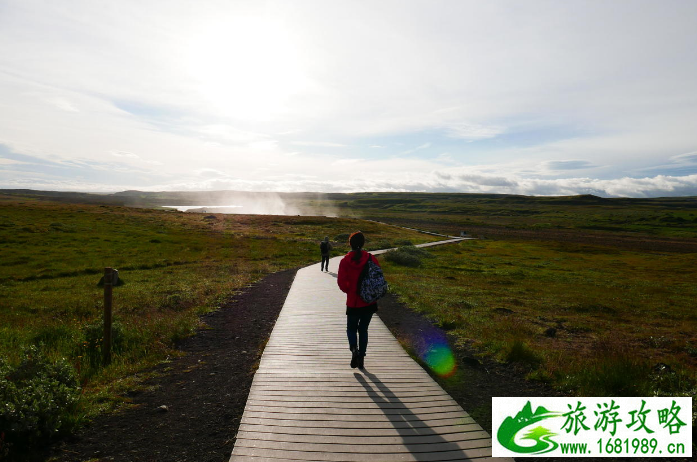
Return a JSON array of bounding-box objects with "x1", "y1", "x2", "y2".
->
[{"x1": 418, "y1": 328, "x2": 457, "y2": 377}]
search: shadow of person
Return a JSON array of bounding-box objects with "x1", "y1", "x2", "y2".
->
[
  {"x1": 326, "y1": 271, "x2": 338, "y2": 278},
  {"x1": 353, "y1": 370, "x2": 493, "y2": 460}
]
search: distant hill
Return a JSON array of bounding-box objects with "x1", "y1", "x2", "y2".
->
[{"x1": 2, "y1": 189, "x2": 695, "y2": 210}]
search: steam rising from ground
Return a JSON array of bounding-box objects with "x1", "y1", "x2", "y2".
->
[{"x1": 161, "y1": 192, "x2": 339, "y2": 217}]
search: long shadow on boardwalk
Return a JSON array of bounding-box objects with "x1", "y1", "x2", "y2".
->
[{"x1": 355, "y1": 371, "x2": 493, "y2": 461}]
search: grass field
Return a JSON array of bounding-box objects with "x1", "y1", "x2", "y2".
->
[
  {"x1": 328, "y1": 193, "x2": 697, "y2": 241},
  {"x1": 382, "y1": 240, "x2": 697, "y2": 399},
  {"x1": 0, "y1": 195, "x2": 437, "y2": 430},
  {"x1": 1, "y1": 189, "x2": 695, "y2": 453},
  {"x1": 7, "y1": 189, "x2": 696, "y2": 240}
]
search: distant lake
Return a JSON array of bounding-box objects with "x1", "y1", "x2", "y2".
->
[{"x1": 162, "y1": 205, "x2": 244, "y2": 212}]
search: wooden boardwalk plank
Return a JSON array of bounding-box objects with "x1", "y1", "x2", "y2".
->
[
  {"x1": 236, "y1": 429, "x2": 491, "y2": 445},
  {"x1": 246, "y1": 396, "x2": 456, "y2": 404},
  {"x1": 239, "y1": 417, "x2": 476, "y2": 430},
  {"x1": 233, "y1": 446, "x2": 493, "y2": 461},
  {"x1": 238, "y1": 423, "x2": 483, "y2": 437},
  {"x1": 247, "y1": 389, "x2": 451, "y2": 397},
  {"x1": 229, "y1": 244, "x2": 509, "y2": 462},
  {"x1": 241, "y1": 411, "x2": 468, "y2": 421},
  {"x1": 233, "y1": 437, "x2": 493, "y2": 453},
  {"x1": 244, "y1": 403, "x2": 466, "y2": 413}
]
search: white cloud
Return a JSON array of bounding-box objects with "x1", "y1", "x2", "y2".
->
[
  {"x1": 444, "y1": 123, "x2": 504, "y2": 141},
  {"x1": 194, "y1": 168, "x2": 230, "y2": 178},
  {"x1": 670, "y1": 151, "x2": 697, "y2": 165},
  {"x1": 435, "y1": 153, "x2": 457, "y2": 164},
  {"x1": 4, "y1": 150, "x2": 697, "y2": 198},
  {"x1": 277, "y1": 129, "x2": 302, "y2": 136},
  {"x1": 0, "y1": 0, "x2": 696, "y2": 197},
  {"x1": 332, "y1": 158, "x2": 363, "y2": 166},
  {"x1": 140, "y1": 172, "x2": 697, "y2": 198},
  {"x1": 0, "y1": 158, "x2": 24, "y2": 165},
  {"x1": 0, "y1": 173, "x2": 128, "y2": 192},
  {"x1": 542, "y1": 160, "x2": 598, "y2": 171},
  {"x1": 291, "y1": 141, "x2": 347, "y2": 148},
  {"x1": 400, "y1": 143, "x2": 431, "y2": 155},
  {"x1": 48, "y1": 97, "x2": 79, "y2": 112},
  {"x1": 110, "y1": 150, "x2": 140, "y2": 159},
  {"x1": 194, "y1": 125, "x2": 270, "y2": 145},
  {"x1": 247, "y1": 140, "x2": 279, "y2": 151}
]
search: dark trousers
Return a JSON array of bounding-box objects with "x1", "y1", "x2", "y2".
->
[
  {"x1": 347, "y1": 312, "x2": 373, "y2": 355},
  {"x1": 321, "y1": 255, "x2": 329, "y2": 270}
]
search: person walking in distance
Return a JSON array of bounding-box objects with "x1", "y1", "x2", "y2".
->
[
  {"x1": 320, "y1": 236, "x2": 332, "y2": 272},
  {"x1": 337, "y1": 231, "x2": 379, "y2": 369}
]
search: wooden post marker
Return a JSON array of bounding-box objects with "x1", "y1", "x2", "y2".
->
[{"x1": 103, "y1": 267, "x2": 113, "y2": 365}]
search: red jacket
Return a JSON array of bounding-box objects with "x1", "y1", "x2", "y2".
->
[{"x1": 338, "y1": 250, "x2": 381, "y2": 308}]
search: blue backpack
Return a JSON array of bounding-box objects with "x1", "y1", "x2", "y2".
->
[{"x1": 357, "y1": 253, "x2": 388, "y2": 304}]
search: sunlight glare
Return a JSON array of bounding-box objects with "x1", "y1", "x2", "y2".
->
[{"x1": 186, "y1": 17, "x2": 308, "y2": 120}]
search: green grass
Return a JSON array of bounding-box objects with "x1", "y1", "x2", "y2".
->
[
  {"x1": 383, "y1": 245, "x2": 435, "y2": 267},
  {"x1": 3, "y1": 190, "x2": 696, "y2": 443},
  {"x1": 0, "y1": 196, "x2": 438, "y2": 427},
  {"x1": 323, "y1": 192, "x2": 697, "y2": 239},
  {"x1": 7, "y1": 190, "x2": 697, "y2": 239},
  {"x1": 381, "y1": 239, "x2": 697, "y2": 397}
]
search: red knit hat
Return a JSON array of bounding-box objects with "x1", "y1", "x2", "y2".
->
[{"x1": 348, "y1": 231, "x2": 365, "y2": 249}]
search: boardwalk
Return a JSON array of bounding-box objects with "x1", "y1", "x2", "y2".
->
[{"x1": 230, "y1": 240, "x2": 509, "y2": 461}]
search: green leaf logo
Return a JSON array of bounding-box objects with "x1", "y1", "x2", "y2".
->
[{"x1": 497, "y1": 401, "x2": 561, "y2": 454}]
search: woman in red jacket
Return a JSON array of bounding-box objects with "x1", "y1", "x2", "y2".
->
[{"x1": 337, "y1": 231, "x2": 380, "y2": 369}]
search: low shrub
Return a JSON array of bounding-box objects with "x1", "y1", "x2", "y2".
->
[
  {"x1": 384, "y1": 250, "x2": 422, "y2": 267},
  {"x1": 334, "y1": 233, "x2": 351, "y2": 243},
  {"x1": 163, "y1": 289, "x2": 195, "y2": 311},
  {"x1": 367, "y1": 239, "x2": 392, "y2": 251},
  {"x1": 397, "y1": 245, "x2": 435, "y2": 258},
  {"x1": 504, "y1": 339, "x2": 542, "y2": 368},
  {"x1": 384, "y1": 245, "x2": 434, "y2": 267},
  {"x1": 435, "y1": 314, "x2": 465, "y2": 331},
  {"x1": 0, "y1": 346, "x2": 81, "y2": 456}
]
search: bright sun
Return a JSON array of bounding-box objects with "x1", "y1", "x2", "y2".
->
[{"x1": 186, "y1": 16, "x2": 308, "y2": 120}]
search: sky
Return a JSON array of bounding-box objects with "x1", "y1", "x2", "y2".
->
[{"x1": 1, "y1": 0, "x2": 697, "y2": 197}]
